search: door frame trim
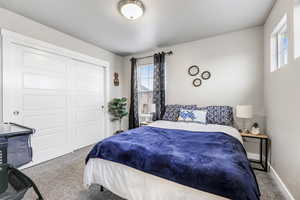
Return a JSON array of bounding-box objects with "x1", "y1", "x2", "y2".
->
[
  {"x1": 1, "y1": 29, "x2": 111, "y2": 166},
  {"x1": 1, "y1": 29, "x2": 109, "y2": 67}
]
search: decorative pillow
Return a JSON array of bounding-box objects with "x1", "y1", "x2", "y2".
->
[
  {"x1": 162, "y1": 105, "x2": 197, "y2": 121},
  {"x1": 206, "y1": 106, "x2": 234, "y2": 126},
  {"x1": 178, "y1": 109, "x2": 207, "y2": 124}
]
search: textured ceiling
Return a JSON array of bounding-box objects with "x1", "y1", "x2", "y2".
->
[{"x1": 0, "y1": 0, "x2": 276, "y2": 56}]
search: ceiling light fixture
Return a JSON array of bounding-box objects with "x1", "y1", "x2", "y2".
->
[{"x1": 118, "y1": 0, "x2": 145, "y2": 20}]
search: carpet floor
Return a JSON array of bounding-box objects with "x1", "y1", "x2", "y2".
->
[{"x1": 22, "y1": 146, "x2": 286, "y2": 200}]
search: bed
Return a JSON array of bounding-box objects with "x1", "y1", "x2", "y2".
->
[{"x1": 84, "y1": 120, "x2": 260, "y2": 200}]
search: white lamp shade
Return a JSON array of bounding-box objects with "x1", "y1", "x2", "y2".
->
[{"x1": 236, "y1": 105, "x2": 253, "y2": 119}]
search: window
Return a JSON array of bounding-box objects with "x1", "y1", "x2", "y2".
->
[
  {"x1": 137, "y1": 63, "x2": 154, "y2": 122},
  {"x1": 271, "y1": 14, "x2": 288, "y2": 72},
  {"x1": 294, "y1": 0, "x2": 300, "y2": 59}
]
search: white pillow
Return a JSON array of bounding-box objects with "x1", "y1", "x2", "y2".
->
[{"x1": 178, "y1": 109, "x2": 207, "y2": 124}]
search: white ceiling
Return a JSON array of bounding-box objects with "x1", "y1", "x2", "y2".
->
[{"x1": 0, "y1": 0, "x2": 275, "y2": 56}]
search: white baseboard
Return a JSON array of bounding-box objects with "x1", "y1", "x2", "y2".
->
[{"x1": 269, "y1": 165, "x2": 295, "y2": 200}]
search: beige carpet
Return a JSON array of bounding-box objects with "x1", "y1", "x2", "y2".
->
[{"x1": 22, "y1": 146, "x2": 286, "y2": 200}]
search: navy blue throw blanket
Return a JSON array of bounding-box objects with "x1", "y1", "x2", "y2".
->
[{"x1": 86, "y1": 126, "x2": 260, "y2": 200}]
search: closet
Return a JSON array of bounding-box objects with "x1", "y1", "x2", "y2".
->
[{"x1": 1, "y1": 30, "x2": 108, "y2": 166}]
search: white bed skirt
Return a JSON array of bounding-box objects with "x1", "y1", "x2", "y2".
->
[{"x1": 84, "y1": 158, "x2": 229, "y2": 200}]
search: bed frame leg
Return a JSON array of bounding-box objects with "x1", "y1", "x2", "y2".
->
[{"x1": 100, "y1": 185, "x2": 104, "y2": 192}]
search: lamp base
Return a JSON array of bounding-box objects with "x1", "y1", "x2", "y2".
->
[
  {"x1": 239, "y1": 129, "x2": 250, "y2": 133},
  {"x1": 238, "y1": 119, "x2": 251, "y2": 133}
]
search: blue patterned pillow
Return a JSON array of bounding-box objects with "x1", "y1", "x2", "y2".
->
[
  {"x1": 178, "y1": 109, "x2": 207, "y2": 124},
  {"x1": 162, "y1": 105, "x2": 197, "y2": 121},
  {"x1": 206, "y1": 106, "x2": 234, "y2": 126}
]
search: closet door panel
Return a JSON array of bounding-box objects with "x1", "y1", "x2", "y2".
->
[
  {"x1": 3, "y1": 38, "x2": 107, "y2": 167},
  {"x1": 5, "y1": 45, "x2": 70, "y2": 165},
  {"x1": 69, "y1": 60, "x2": 105, "y2": 149}
]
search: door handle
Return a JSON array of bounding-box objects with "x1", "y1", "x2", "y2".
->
[{"x1": 13, "y1": 110, "x2": 20, "y2": 116}]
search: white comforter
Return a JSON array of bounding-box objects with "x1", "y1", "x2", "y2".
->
[
  {"x1": 148, "y1": 120, "x2": 243, "y2": 144},
  {"x1": 84, "y1": 121, "x2": 242, "y2": 200}
]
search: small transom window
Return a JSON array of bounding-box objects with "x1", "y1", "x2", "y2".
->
[{"x1": 271, "y1": 14, "x2": 288, "y2": 72}]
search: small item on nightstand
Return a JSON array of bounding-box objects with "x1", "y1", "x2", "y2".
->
[
  {"x1": 251, "y1": 122, "x2": 260, "y2": 135},
  {"x1": 239, "y1": 129, "x2": 250, "y2": 133}
]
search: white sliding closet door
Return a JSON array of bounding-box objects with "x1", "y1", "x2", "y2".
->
[
  {"x1": 3, "y1": 40, "x2": 106, "y2": 166},
  {"x1": 69, "y1": 60, "x2": 105, "y2": 149},
  {"x1": 4, "y1": 44, "x2": 71, "y2": 165}
]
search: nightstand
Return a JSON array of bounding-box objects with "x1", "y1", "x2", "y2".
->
[
  {"x1": 241, "y1": 132, "x2": 269, "y2": 172},
  {"x1": 140, "y1": 121, "x2": 152, "y2": 126}
]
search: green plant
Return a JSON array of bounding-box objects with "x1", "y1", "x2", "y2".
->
[{"x1": 108, "y1": 97, "x2": 128, "y2": 133}]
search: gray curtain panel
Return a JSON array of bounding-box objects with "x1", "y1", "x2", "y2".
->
[
  {"x1": 153, "y1": 52, "x2": 166, "y2": 121},
  {"x1": 129, "y1": 57, "x2": 140, "y2": 129}
]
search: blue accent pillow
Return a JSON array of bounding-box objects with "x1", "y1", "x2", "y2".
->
[
  {"x1": 206, "y1": 106, "x2": 234, "y2": 126},
  {"x1": 178, "y1": 109, "x2": 207, "y2": 124},
  {"x1": 162, "y1": 105, "x2": 197, "y2": 121}
]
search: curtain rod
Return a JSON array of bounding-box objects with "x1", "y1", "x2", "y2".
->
[{"x1": 134, "y1": 51, "x2": 173, "y2": 60}]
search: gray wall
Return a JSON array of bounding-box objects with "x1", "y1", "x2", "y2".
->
[
  {"x1": 264, "y1": 0, "x2": 300, "y2": 199},
  {"x1": 0, "y1": 7, "x2": 124, "y2": 135},
  {"x1": 123, "y1": 27, "x2": 265, "y2": 154}
]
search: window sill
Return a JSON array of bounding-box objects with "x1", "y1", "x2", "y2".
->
[{"x1": 270, "y1": 63, "x2": 289, "y2": 72}]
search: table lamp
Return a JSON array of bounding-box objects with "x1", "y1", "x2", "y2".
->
[{"x1": 236, "y1": 105, "x2": 253, "y2": 133}]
